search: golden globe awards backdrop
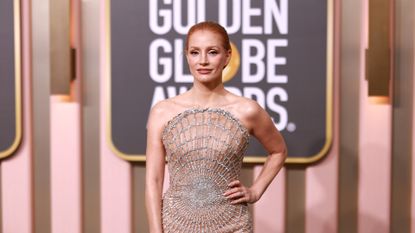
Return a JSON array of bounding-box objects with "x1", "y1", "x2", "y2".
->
[
  {"x1": 107, "y1": 0, "x2": 333, "y2": 163},
  {"x1": 0, "y1": 0, "x2": 21, "y2": 160}
]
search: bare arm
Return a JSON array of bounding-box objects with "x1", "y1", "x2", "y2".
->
[
  {"x1": 225, "y1": 102, "x2": 287, "y2": 203},
  {"x1": 145, "y1": 105, "x2": 167, "y2": 233}
]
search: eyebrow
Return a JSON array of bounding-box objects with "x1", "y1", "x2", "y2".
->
[{"x1": 188, "y1": 46, "x2": 220, "y2": 50}]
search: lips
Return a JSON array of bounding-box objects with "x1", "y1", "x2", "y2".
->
[{"x1": 197, "y1": 69, "x2": 213, "y2": 74}]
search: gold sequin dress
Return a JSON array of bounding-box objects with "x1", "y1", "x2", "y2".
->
[{"x1": 161, "y1": 108, "x2": 253, "y2": 233}]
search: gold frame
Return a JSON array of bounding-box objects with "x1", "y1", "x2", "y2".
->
[
  {"x1": 285, "y1": 0, "x2": 334, "y2": 164},
  {"x1": 105, "y1": 0, "x2": 334, "y2": 164},
  {"x1": 0, "y1": 0, "x2": 22, "y2": 160}
]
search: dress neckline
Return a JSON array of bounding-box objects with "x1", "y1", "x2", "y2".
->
[{"x1": 162, "y1": 107, "x2": 250, "y2": 139}]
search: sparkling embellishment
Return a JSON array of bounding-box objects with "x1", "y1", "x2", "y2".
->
[
  {"x1": 161, "y1": 108, "x2": 252, "y2": 233},
  {"x1": 183, "y1": 177, "x2": 221, "y2": 209}
]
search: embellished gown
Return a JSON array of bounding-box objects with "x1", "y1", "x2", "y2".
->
[{"x1": 161, "y1": 108, "x2": 253, "y2": 233}]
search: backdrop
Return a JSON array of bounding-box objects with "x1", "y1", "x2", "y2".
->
[{"x1": 108, "y1": 0, "x2": 333, "y2": 163}]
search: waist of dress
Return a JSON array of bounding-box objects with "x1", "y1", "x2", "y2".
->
[
  {"x1": 165, "y1": 184, "x2": 226, "y2": 195},
  {"x1": 163, "y1": 183, "x2": 228, "y2": 205}
]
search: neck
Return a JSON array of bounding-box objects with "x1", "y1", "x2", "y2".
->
[{"x1": 189, "y1": 81, "x2": 228, "y2": 108}]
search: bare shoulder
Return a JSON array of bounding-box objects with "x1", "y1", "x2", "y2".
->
[
  {"x1": 149, "y1": 100, "x2": 170, "y2": 117},
  {"x1": 148, "y1": 93, "x2": 192, "y2": 128},
  {"x1": 148, "y1": 99, "x2": 174, "y2": 128},
  {"x1": 228, "y1": 95, "x2": 266, "y2": 132},
  {"x1": 230, "y1": 95, "x2": 263, "y2": 117}
]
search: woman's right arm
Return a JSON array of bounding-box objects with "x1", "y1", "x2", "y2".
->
[{"x1": 145, "y1": 105, "x2": 167, "y2": 233}]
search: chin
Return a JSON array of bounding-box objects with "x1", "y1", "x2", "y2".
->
[
  {"x1": 195, "y1": 75, "x2": 221, "y2": 83},
  {"x1": 196, "y1": 78, "x2": 219, "y2": 84}
]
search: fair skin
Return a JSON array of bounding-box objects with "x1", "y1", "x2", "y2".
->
[{"x1": 145, "y1": 29, "x2": 287, "y2": 233}]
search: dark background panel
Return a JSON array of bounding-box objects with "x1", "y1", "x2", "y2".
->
[
  {"x1": 110, "y1": 0, "x2": 331, "y2": 161},
  {"x1": 0, "y1": 0, "x2": 17, "y2": 154}
]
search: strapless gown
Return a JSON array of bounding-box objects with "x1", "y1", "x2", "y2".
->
[{"x1": 161, "y1": 108, "x2": 253, "y2": 233}]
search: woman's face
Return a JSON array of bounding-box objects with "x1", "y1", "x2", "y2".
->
[{"x1": 186, "y1": 30, "x2": 231, "y2": 84}]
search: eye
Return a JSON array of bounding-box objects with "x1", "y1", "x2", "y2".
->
[
  {"x1": 189, "y1": 50, "x2": 199, "y2": 56},
  {"x1": 208, "y1": 50, "x2": 218, "y2": 55}
]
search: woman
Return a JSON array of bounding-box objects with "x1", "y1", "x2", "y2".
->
[{"x1": 145, "y1": 21, "x2": 287, "y2": 233}]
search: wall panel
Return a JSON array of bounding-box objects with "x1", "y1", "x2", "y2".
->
[
  {"x1": 132, "y1": 165, "x2": 148, "y2": 233},
  {"x1": 286, "y1": 168, "x2": 305, "y2": 233},
  {"x1": 391, "y1": 0, "x2": 415, "y2": 232},
  {"x1": 81, "y1": 0, "x2": 101, "y2": 232},
  {"x1": 412, "y1": 8, "x2": 415, "y2": 231},
  {"x1": 358, "y1": 77, "x2": 393, "y2": 233},
  {"x1": 1, "y1": 1, "x2": 32, "y2": 232},
  {"x1": 305, "y1": 0, "x2": 339, "y2": 232},
  {"x1": 32, "y1": 0, "x2": 51, "y2": 231},
  {"x1": 50, "y1": 99, "x2": 82, "y2": 233},
  {"x1": 338, "y1": 0, "x2": 362, "y2": 232},
  {"x1": 253, "y1": 167, "x2": 286, "y2": 233},
  {"x1": 357, "y1": 1, "x2": 392, "y2": 232},
  {"x1": 412, "y1": 21, "x2": 415, "y2": 232},
  {"x1": 100, "y1": 2, "x2": 132, "y2": 230}
]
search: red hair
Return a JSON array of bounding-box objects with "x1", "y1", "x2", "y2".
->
[{"x1": 185, "y1": 21, "x2": 231, "y2": 52}]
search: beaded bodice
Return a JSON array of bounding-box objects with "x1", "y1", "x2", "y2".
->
[{"x1": 161, "y1": 108, "x2": 252, "y2": 233}]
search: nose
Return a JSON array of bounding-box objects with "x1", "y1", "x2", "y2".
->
[{"x1": 199, "y1": 52, "x2": 208, "y2": 65}]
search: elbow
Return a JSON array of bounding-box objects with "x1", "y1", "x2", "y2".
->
[
  {"x1": 269, "y1": 146, "x2": 287, "y2": 163},
  {"x1": 145, "y1": 173, "x2": 164, "y2": 194},
  {"x1": 281, "y1": 146, "x2": 288, "y2": 160},
  {"x1": 280, "y1": 140, "x2": 288, "y2": 160}
]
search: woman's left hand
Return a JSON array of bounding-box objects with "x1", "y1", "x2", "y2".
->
[{"x1": 223, "y1": 180, "x2": 259, "y2": 204}]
